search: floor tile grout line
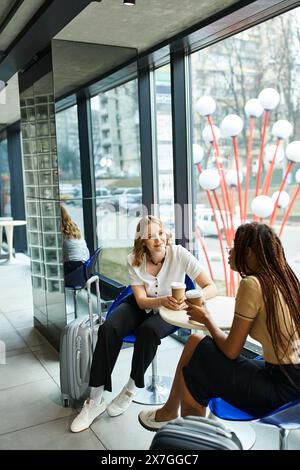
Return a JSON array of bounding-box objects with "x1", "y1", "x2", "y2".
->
[
  {"x1": 0, "y1": 414, "x2": 77, "y2": 440},
  {"x1": 89, "y1": 427, "x2": 108, "y2": 450},
  {"x1": 0, "y1": 376, "x2": 56, "y2": 393}
]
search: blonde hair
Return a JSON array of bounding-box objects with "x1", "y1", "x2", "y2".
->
[
  {"x1": 131, "y1": 215, "x2": 172, "y2": 267},
  {"x1": 61, "y1": 205, "x2": 81, "y2": 240}
]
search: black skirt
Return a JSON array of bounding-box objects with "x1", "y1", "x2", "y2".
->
[{"x1": 183, "y1": 336, "x2": 300, "y2": 417}]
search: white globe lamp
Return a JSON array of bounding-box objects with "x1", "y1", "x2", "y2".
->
[
  {"x1": 272, "y1": 120, "x2": 293, "y2": 140},
  {"x1": 286, "y1": 141, "x2": 300, "y2": 163},
  {"x1": 258, "y1": 88, "x2": 280, "y2": 110},
  {"x1": 251, "y1": 195, "x2": 274, "y2": 218},
  {"x1": 196, "y1": 96, "x2": 216, "y2": 116},
  {"x1": 199, "y1": 169, "x2": 220, "y2": 191},
  {"x1": 244, "y1": 99, "x2": 264, "y2": 118},
  {"x1": 271, "y1": 191, "x2": 290, "y2": 209},
  {"x1": 193, "y1": 144, "x2": 204, "y2": 164},
  {"x1": 225, "y1": 169, "x2": 244, "y2": 187},
  {"x1": 264, "y1": 145, "x2": 284, "y2": 165},
  {"x1": 221, "y1": 114, "x2": 243, "y2": 137},
  {"x1": 202, "y1": 125, "x2": 221, "y2": 143}
]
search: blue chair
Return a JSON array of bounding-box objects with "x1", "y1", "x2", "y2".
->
[
  {"x1": 106, "y1": 275, "x2": 195, "y2": 405},
  {"x1": 209, "y1": 378, "x2": 300, "y2": 449},
  {"x1": 65, "y1": 247, "x2": 102, "y2": 319}
]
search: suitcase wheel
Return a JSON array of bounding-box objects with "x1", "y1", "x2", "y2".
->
[{"x1": 63, "y1": 398, "x2": 70, "y2": 408}]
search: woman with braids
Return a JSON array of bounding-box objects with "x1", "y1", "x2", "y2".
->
[
  {"x1": 139, "y1": 222, "x2": 300, "y2": 431},
  {"x1": 70, "y1": 215, "x2": 216, "y2": 432}
]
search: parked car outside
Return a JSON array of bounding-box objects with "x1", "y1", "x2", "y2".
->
[
  {"x1": 110, "y1": 187, "x2": 142, "y2": 213},
  {"x1": 119, "y1": 194, "x2": 142, "y2": 217},
  {"x1": 60, "y1": 183, "x2": 76, "y2": 204},
  {"x1": 196, "y1": 208, "x2": 242, "y2": 237}
]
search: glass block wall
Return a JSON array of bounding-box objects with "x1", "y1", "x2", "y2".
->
[{"x1": 19, "y1": 71, "x2": 66, "y2": 347}]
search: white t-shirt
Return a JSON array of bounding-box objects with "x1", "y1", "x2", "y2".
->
[
  {"x1": 63, "y1": 238, "x2": 90, "y2": 263},
  {"x1": 127, "y1": 244, "x2": 204, "y2": 312}
]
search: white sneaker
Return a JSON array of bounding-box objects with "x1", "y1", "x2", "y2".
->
[
  {"x1": 107, "y1": 387, "x2": 135, "y2": 417},
  {"x1": 70, "y1": 399, "x2": 106, "y2": 433}
]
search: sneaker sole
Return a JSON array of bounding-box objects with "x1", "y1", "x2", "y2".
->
[{"x1": 138, "y1": 414, "x2": 160, "y2": 432}]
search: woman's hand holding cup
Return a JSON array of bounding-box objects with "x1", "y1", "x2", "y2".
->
[{"x1": 161, "y1": 296, "x2": 187, "y2": 311}]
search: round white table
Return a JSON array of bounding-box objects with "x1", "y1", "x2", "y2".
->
[
  {"x1": 159, "y1": 295, "x2": 256, "y2": 450},
  {"x1": 0, "y1": 219, "x2": 27, "y2": 264},
  {"x1": 0, "y1": 217, "x2": 13, "y2": 254},
  {"x1": 159, "y1": 295, "x2": 235, "y2": 331}
]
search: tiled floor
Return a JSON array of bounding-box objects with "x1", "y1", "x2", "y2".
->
[{"x1": 0, "y1": 254, "x2": 299, "y2": 450}]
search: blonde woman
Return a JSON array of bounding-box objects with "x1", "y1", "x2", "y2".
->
[
  {"x1": 71, "y1": 215, "x2": 217, "y2": 433},
  {"x1": 61, "y1": 205, "x2": 89, "y2": 276}
]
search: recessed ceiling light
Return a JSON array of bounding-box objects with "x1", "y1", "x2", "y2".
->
[{"x1": 124, "y1": 0, "x2": 135, "y2": 5}]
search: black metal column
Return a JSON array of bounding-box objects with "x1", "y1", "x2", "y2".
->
[
  {"x1": 171, "y1": 48, "x2": 192, "y2": 248},
  {"x1": 7, "y1": 121, "x2": 27, "y2": 252},
  {"x1": 138, "y1": 65, "x2": 156, "y2": 214},
  {"x1": 76, "y1": 92, "x2": 97, "y2": 254}
]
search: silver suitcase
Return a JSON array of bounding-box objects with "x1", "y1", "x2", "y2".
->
[{"x1": 59, "y1": 275, "x2": 103, "y2": 407}]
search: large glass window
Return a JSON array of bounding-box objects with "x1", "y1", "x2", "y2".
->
[
  {"x1": 0, "y1": 138, "x2": 11, "y2": 216},
  {"x1": 190, "y1": 7, "x2": 300, "y2": 294},
  {"x1": 56, "y1": 105, "x2": 84, "y2": 234},
  {"x1": 154, "y1": 65, "x2": 175, "y2": 237},
  {"x1": 91, "y1": 79, "x2": 141, "y2": 284}
]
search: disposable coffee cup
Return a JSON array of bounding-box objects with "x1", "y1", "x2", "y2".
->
[
  {"x1": 185, "y1": 289, "x2": 204, "y2": 306},
  {"x1": 171, "y1": 282, "x2": 186, "y2": 302}
]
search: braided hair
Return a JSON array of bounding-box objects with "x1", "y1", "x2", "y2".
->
[{"x1": 234, "y1": 222, "x2": 300, "y2": 369}]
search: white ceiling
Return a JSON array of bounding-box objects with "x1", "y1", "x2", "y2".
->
[
  {"x1": 0, "y1": 0, "x2": 45, "y2": 51},
  {"x1": 55, "y1": 0, "x2": 240, "y2": 52},
  {"x1": 0, "y1": 73, "x2": 20, "y2": 128},
  {"x1": 0, "y1": 0, "x2": 241, "y2": 126}
]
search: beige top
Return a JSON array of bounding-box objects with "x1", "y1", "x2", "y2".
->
[{"x1": 235, "y1": 276, "x2": 299, "y2": 364}]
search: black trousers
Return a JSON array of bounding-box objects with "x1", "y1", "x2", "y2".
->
[
  {"x1": 89, "y1": 297, "x2": 177, "y2": 390},
  {"x1": 64, "y1": 261, "x2": 84, "y2": 276}
]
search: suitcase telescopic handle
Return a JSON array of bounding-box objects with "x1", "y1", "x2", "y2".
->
[{"x1": 86, "y1": 275, "x2": 103, "y2": 324}]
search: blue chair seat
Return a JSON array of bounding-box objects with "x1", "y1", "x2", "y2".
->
[{"x1": 208, "y1": 364, "x2": 300, "y2": 449}]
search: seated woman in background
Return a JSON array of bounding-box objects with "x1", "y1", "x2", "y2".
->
[
  {"x1": 139, "y1": 222, "x2": 300, "y2": 430},
  {"x1": 61, "y1": 205, "x2": 89, "y2": 276}
]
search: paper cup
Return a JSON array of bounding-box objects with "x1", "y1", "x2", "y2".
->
[
  {"x1": 171, "y1": 282, "x2": 186, "y2": 302},
  {"x1": 185, "y1": 289, "x2": 204, "y2": 306}
]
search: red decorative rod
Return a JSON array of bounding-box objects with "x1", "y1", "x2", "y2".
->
[
  {"x1": 194, "y1": 224, "x2": 214, "y2": 280},
  {"x1": 255, "y1": 110, "x2": 269, "y2": 196},
  {"x1": 206, "y1": 190, "x2": 229, "y2": 296},
  {"x1": 261, "y1": 138, "x2": 281, "y2": 196},
  {"x1": 279, "y1": 186, "x2": 300, "y2": 237},
  {"x1": 243, "y1": 116, "x2": 255, "y2": 222},
  {"x1": 232, "y1": 136, "x2": 243, "y2": 222},
  {"x1": 269, "y1": 161, "x2": 293, "y2": 226},
  {"x1": 207, "y1": 115, "x2": 233, "y2": 243}
]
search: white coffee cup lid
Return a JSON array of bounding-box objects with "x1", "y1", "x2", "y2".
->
[
  {"x1": 171, "y1": 282, "x2": 186, "y2": 289},
  {"x1": 185, "y1": 289, "x2": 203, "y2": 299}
]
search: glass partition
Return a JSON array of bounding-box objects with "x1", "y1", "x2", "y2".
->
[
  {"x1": 190, "y1": 7, "x2": 300, "y2": 295},
  {"x1": 91, "y1": 79, "x2": 141, "y2": 285},
  {"x1": 56, "y1": 105, "x2": 84, "y2": 234},
  {"x1": 154, "y1": 64, "x2": 175, "y2": 238}
]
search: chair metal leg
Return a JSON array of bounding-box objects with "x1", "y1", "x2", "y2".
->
[
  {"x1": 279, "y1": 428, "x2": 289, "y2": 450},
  {"x1": 73, "y1": 289, "x2": 78, "y2": 319},
  {"x1": 133, "y1": 354, "x2": 173, "y2": 405}
]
